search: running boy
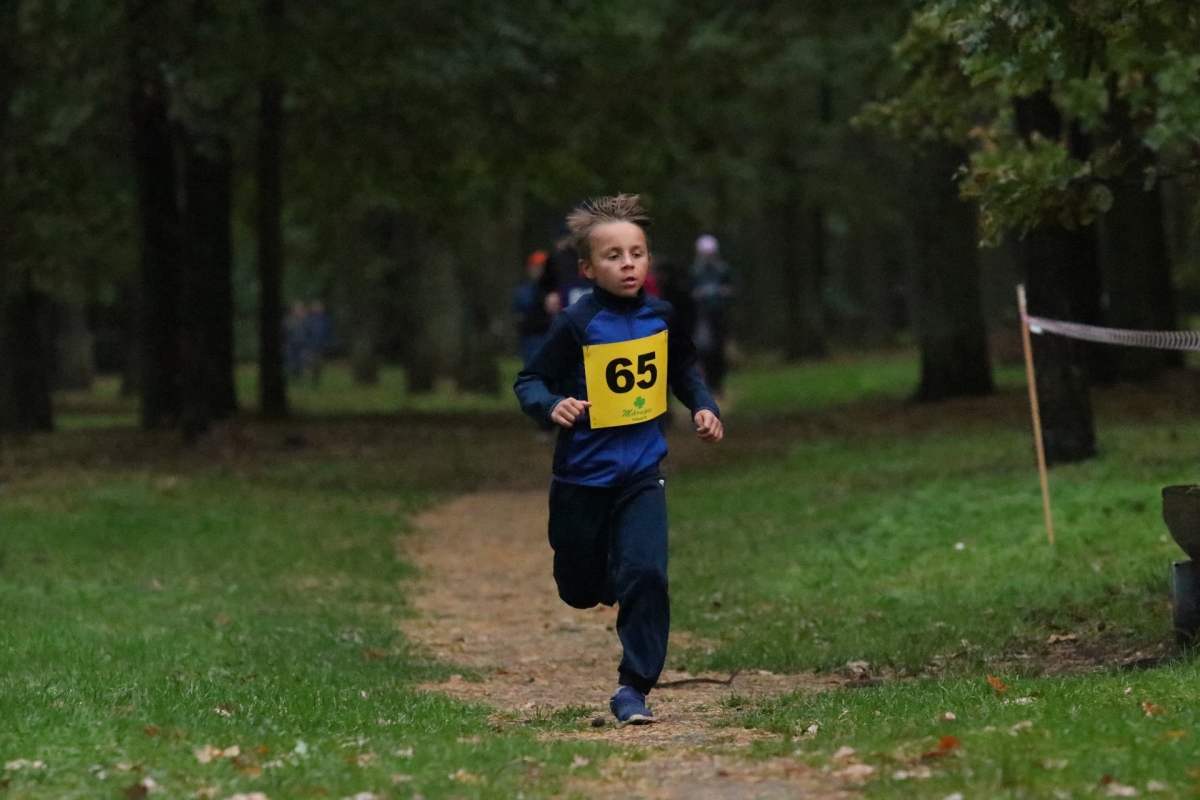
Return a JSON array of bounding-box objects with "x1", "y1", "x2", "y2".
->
[{"x1": 514, "y1": 194, "x2": 723, "y2": 724}]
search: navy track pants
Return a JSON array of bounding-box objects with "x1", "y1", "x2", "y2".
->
[{"x1": 547, "y1": 471, "x2": 669, "y2": 695}]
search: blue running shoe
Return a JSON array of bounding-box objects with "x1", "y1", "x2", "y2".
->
[{"x1": 609, "y1": 686, "x2": 654, "y2": 724}]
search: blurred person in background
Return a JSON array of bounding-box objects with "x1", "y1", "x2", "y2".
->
[
  {"x1": 513, "y1": 250, "x2": 556, "y2": 366},
  {"x1": 547, "y1": 229, "x2": 590, "y2": 308},
  {"x1": 654, "y1": 255, "x2": 694, "y2": 341},
  {"x1": 285, "y1": 301, "x2": 309, "y2": 380},
  {"x1": 690, "y1": 234, "x2": 735, "y2": 395},
  {"x1": 653, "y1": 254, "x2": 693, "y2": 430},
  {"x1": 303, "y1": 300, "x2": 336, "y2": 387}
]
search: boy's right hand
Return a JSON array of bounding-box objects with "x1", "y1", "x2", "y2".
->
[{"x1": 550, "y1": 398, "x2": 591, "y2": 428}]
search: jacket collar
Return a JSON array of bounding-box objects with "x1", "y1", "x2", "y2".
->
[{"x1": 592, "y1": 284, "x2": 646, "y2": 313}]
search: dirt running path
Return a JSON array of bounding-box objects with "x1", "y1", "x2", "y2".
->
[{"x1": 397, "y1": 491, "x2": 865, "y2": 799}]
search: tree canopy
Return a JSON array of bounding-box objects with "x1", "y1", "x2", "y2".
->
[{"x1": 864, "y1": 1, "x2": 1200, "y2": 244}]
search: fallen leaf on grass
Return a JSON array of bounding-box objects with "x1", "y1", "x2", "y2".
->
[
  {"x1": 345, "y1": 752, "x2": 376, "y2": 767},
  {"x1": 449, "y1": 768, "x2": 482, "y2": 784},
  {"x1": 1105, "y1": 782, "x2": 1138, "y2": 797},
  {"x1": 362, "y1": 649, "x2": 387, "y2": 661},
  {"x1": 1041, "y1": 759, "x2": 1069, "y2": 770},
  {"x1": 3, "y1": 760, "x2": 46, "y2": 771},
  {"x1": 340, "y1": 794, "x2": 378, "y2": 800},
  {"x1": 921, "y1": 736, "x2": 960, "y2": 760},
  {"x1": 986, "y1": 675, "x2": 1011, "y2": 693},
  {"x1": 220, "y1": 794, "x2": 270, "y2": 800},
  {"x1": 390, "y1": 774, "x2": 412, "y2": 783},
  {"x1": 1010, "y1": 721, "x2": 1033, "y2": 735},
  {"x1": 213, "y1": 614, "x2": 230, "y2": 627},
  {"x1": 195, "y1": 745, "x2": 240, "y2": 764},
  {"x1": 1047, "y1": 633, "x2": 1077, "y2": 644},
  {"x1": 832, "y1": 746, "x2": 856, "y2": 763},
  {"x1": 1162, "y1": 730, "x2": 1186, "y2": 741},
  {"x1": 570, "y1": 755, "x2": 589, "y2": 769},
  {"x1": 394, "y1": 747, "x2": 413, "y2": 758},
  {"x1": 936, "y1": 712, "x2": 956, "y2": 722},
  {"x1": 197, "y1": 788, "x2": 218, "y2": 799},
  {"x1": 892, "y1": 766, "x2": 932, "y2": 780},
  {"x1": 1143, "y1": 702, "x2": 1166, "y2": 717},
  {"x1": 143, "y1": 725, "x2": 160, "y2": 737},
  {"x1": 832, "y1": 763, "x2": 875, "y2": 782},
  {"x1": 1147, "y1": 780, "x2": 1168, "y2": 792},
  {"x1": 455, "y1": 735, "x2": 481, "y2": 744}
]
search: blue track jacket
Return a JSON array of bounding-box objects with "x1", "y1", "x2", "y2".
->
[{"x1": 514, "y1": 286, "x2": 720, "y2": 487}]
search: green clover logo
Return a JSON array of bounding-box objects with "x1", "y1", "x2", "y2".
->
[{"x1": 633, "y1": 396, "x2": 646, "y2": 409}]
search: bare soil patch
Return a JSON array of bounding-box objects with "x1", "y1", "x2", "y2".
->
[{"x1": 397, "y1": 490, "x2": 864, "y2": 798}]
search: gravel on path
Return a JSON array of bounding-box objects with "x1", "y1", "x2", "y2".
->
[{"x1": 397, "y1": 491, "x2": 866, "y2": 799}]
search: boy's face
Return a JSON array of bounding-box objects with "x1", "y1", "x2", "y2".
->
[{"x1": 580, "y1": 221, "x2": 649, "y2": 297}]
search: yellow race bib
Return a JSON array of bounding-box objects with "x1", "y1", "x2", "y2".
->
[{"x1": 583, "y1": 330, "x2": 668, "y2": 429}]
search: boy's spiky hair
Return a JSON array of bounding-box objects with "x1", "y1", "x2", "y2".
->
[{"x1": 566, "y1": 194, "x2": 650, "y2": 261}]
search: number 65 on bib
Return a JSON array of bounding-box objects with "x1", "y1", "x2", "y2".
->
[{"x1": 582, "y1": 330, "x2": 668, "y2": 429}]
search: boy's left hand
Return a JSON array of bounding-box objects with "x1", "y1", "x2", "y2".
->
[{"x1": 693, "y1": 410, "x2": 723, "y2": 442}]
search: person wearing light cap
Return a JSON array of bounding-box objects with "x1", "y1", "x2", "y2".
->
[{"x1": 690, "y1": 234, "x2": 735, "y2": 394}]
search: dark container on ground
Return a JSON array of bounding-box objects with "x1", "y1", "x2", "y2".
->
[{"x1": 1161, "y1": 485, "x2": 1200, "y2": 645}]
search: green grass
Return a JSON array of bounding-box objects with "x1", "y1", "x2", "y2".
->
[
  {"x1": 235, "y1": 363, "x2": 522, "y2": 416},
  {"x1": 29, "y1": 351, "x2": 1200, "y2": 797},
  {"x1": 56, "y1": 347, "x2": 1020, "y2": 430},
  {"x1": 53, "y1": 361, "x2": 526, "y2": 431},
  {"x1": 726, "y1": 350, "x2": 1027, "y2": 413},
  {"x1": 741, "y1": 665, "x2": 1200, "y2": 798},
  {"x1": 0, "y1": 473, "x2": 604, "y2": 799},
  {"x1": 668, "y1": 424, "x2": 1191, "y2": 674},
  {"x1": 664, "y1": 411, "x2": 1200, "y2": 796}
]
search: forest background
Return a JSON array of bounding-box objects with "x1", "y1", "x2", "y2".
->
[{"x1": 3, "y1": 0, "x2": 1200, "y2": 462}]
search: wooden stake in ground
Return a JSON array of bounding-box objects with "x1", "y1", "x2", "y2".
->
[{"x1": 1017, "y1": 284, "x2": 1055, "y2": 545}]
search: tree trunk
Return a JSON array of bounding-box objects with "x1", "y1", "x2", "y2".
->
[
  {"x1": 780, "y1": 190, "x2": 827, "y2": 360},
  {"x1": 846, "y1": 225, "x2": 895, "y2": 348},
  {"x1": 129, "y1": 72, "x2": 183, "y2": 429},
  {"x1": 349, "y1": 324, "x2": 380, "y2": 386},
  {"x1": 0, "y1": 289, "x2": 54, "y2": 434},
  {"x1": 1015, "y1": 91, "x2": 1098, "y2": 464},
  {"x1": 370, "y1": 209, "x2": 437, "y2": 394},
  {"x1": 180, "y1": 132, "x2": 235, "y2": 440},
  {"x1": 454, "y1": 203, "x2": 516, "y2": 395},
  {"x1": 1098, "y1": 91, "x2": 1179, "y2": 381},
  {"x1": 256, "y1": 0, "x2": 287, "y2": 420},
  {"x1": 0, "y1": 0, "x2": 15, "y2": 138},
  {"x1": 910, "y1": 144, "x2": 994, "y2": 401},
  {"x1": 55, "y1": 299, "x2": 95, "y2": 391}
]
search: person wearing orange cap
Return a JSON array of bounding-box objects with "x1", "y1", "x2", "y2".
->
[{"x1": 513, "y1": 249, "x2": 556, "y2": 367}]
